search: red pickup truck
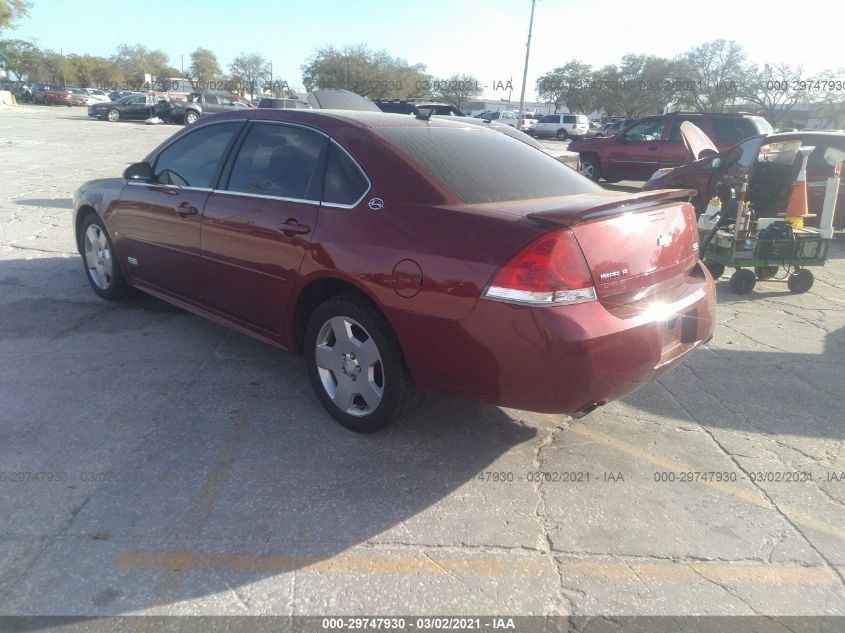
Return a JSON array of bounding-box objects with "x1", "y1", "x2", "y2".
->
[{"x1": 568, "y1": 112, "x2": 773, "y2": 183}]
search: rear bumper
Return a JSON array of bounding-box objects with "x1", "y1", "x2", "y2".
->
[{"x1": 393, "y1": 262, "x2": 716, "y2": 413}]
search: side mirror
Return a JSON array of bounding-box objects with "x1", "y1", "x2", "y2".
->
[{"x1": 124, "y1": 161, "x2": 154, "y2": 182}]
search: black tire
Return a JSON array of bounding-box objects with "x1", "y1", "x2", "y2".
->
[
  {"x1": 704, "y1": 261, "x2": 725, "y2": 279},
  {"x1": 184, "y1": 110, "x2": 199, "y2": 125},
  {"x1": 79, "y1": 212, "x2": 131, "y2": 300},
  {"x1": 304, "y1": 294, "x2": 415, "y2": 433},
  {"x1": 787, "y1": 269, "x2": 814, "y2": 294},
  {"x1": 579, "y1": 155, "x2": 601, "y2": 181},
  {"x1": 556, "y1": 129, "x2": 569, "y2": 141},
  {"x1": 729, "y1": 269, "x2": 756, "y2": 294},
  {"x1": 755, "y1": 266, "x2": 779, "y2": 280},
  {"x1": 106, "y1": 108, "x2": 120, "y2": 122}
]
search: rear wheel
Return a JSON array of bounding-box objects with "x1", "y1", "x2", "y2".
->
[
  {"x1": 579, "y1": 155, "x2": 601, "y2": 181},
  {"x1": 755, "y1": 266, "x2": 779, "y2": 280},
  {"x1": 80, "y1": 213, "x2": 131, "y2": 300},
  {"x1": 305, "y1": 295, "x2": 415, "y2": 433},
  {"x1": 729, "y1": 269, "x2": 756, "y2": 294},
  {"x1": 787, "y1": 269, "x2": 814, "y2": 293},
  {"x1": 556, "y1": 129, "x2": 569, "y2": 141}
]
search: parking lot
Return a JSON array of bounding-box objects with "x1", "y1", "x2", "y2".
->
[{"x1": 1, "y1": 104, "x2": 845, "y2": 617}]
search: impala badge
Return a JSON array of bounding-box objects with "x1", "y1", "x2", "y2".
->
[
  {"x1": 368, "y1": 198, "x2": 384, "y2": 211},
  {"x1": 657, "y1": 234, "x2": 672, "y2": 248},
  {"x1": 127, "y1": 256, "x2": 138, "y2": 266}
]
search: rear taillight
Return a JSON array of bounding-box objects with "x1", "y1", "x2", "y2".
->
[{"x1": 484, "y1": 229, "x2": 596, "y2": 306}]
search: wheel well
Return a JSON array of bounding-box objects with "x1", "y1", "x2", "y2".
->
[
  {"x1": 75, "y1": 205, "x2": 97, "y2": 253},
  {"x1": 293, "y1": 278, "x2": 377, "y2": 353}
]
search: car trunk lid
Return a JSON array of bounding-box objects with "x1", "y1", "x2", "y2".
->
[{"x1": 520, "y1": 189, "x2": 700, "y2": 307}]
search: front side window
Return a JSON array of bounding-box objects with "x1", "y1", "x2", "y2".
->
[
  {"x1": 204, "y1": 95, "x2": 219, "y2": 105},
  {"x1": 153, "y1": 122, "x2": 241, "y2": 188},
  {"x1": 323, "y1": 143, "x2": 369, "y2": 206},
  {"x1": 625, "y1": 119, "x2": 666, "y2": 142},
  {"x1": 226, "y1": 123, "x2": 325, "y2": 200}
]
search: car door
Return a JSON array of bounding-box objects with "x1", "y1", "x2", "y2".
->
[
  {"x1": 116, "y1": 121, "x2": 244, "y2": 301},
  {"x1": 537, "y1": 114, "x2": 558, "y2": 137},
  {"x1": 606, "y1": 117, "x2": 667, "y2": 180},
  {"x1": 122, "y1": 95, "x2": 150, "y2": 119},
  {"x1": 660, "y1": 114, "x2": 705, "y2": 169},
  {"x1": 805, "y1": 142, "x2": 845, "y2": 222},
  {"x1": 200, "y1": 122, "x2": 327, "y2": 334},
  {"x1": 202, "y1": 94, "x2": 220, "y2": 114}
]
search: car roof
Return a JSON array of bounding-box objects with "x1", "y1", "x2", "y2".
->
[{"x1": 197, "y1": 108, "x2": 482, "y2": 130}]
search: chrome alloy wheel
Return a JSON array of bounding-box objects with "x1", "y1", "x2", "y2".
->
[
  {"x1": 84, "y1": 224, "x2": 113, "y2": 290},
  {"x1": 314, "y1": 316, "x2": 384, "y2": 416}
]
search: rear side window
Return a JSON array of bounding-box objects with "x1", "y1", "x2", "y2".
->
[
  {"x1": 540, "y1": 115, "x2": 557, "y2": 123},
  {"x1": 562, "y1": 115, "x2": 576, "y2": 123},
  {"x1": 323, "y1": 143, "x2": 369, "y2": 206},
  {"x1": 373, "y1": 126, "x2": 601, "y2": 204},
  {"x1": 154, "y1": 122, "x2": 241, "y2": 188},
  {"x1": 712, "y1": 117, "x2": 757, "y2": 143},
  {"x1": 378, "y1": 102, "x2": 413, "y2": 114},
  {"x1": 226, "y1": 123, "x2": 325, "y2": 200}
]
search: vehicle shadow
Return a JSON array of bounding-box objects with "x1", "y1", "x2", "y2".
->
[
  {"x1": 0, "y1": 255, "x2": 537, "y2": 617},
  {"x1": 14, "y1": 198, "x2": 72, "y2": 209}
]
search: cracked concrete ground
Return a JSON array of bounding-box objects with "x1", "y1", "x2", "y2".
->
[{"x1": 1, "y1": 104, "x2": 845, "y2": 616}]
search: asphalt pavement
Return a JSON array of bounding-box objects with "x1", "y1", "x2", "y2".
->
[{"x1": 1, "y1": 105, "x2": 845, "y2": 618}]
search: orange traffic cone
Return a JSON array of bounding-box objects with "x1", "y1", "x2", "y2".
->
[{"x1": 782, "y1": 146, "x2": 817, "y2": 229}]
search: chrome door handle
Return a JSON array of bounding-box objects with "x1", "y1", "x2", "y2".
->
[
  {"x1": 176, "y1": 202, "x2": 199, "y2": 217},
  {"x1": 279, "y1": 219, "x2": 310, "y2": 235}
]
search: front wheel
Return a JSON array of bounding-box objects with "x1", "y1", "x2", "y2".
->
[
  {"x1": 184, "y1": 110, "x2": 199, "y2": 125},
  {"x1": 556, "y1": 129, "x2": 569, "y2": 141},
  {"x1": 787, "y1": 269, "x2": 814, "y2": 293},
  {"x1": 106, "y1": 108, "x2": 120, "y2": 122},
  {"x1": 729, "y1": 269, "x2": 756, "y2": 295},
  {"x1": 305, "y1": 295, "x2": 415, "y2": 433},
  {"x1": 80, "y1": 213, "x2": 131, "y2": 300}
]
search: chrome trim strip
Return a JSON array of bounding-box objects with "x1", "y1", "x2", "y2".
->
[
  {"x1": 210, "y1": 189, "x2": 320, "y2": 206},
  {"x1": 125, "y1": 182, "x2": 214, "y2": 193}
]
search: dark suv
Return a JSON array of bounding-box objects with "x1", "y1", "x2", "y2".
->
[{"x1": 569, "y1": 112, "x2": 773, "y2": 182}]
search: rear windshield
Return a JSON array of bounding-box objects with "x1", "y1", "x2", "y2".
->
[{"x1": 373, "y1": 126, "x2": 601, "y2": 204}]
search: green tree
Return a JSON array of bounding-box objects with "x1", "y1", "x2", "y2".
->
[
  {"x1": 0, "y1": 38, "x2": 39, "y2": 81},
  {"x1": 431, "y1": 73, "x2": 482, "y2": 111},
  {"x1": 301, "y1": 44, "x2": 431, "y2": 100},
  {"x1": 0, "y1": 0, "x2": 30, "y2": 32},
  {"x1": 111, "y1": 44, "x2": 174, "y2": 88},
  {"x1": 188, "y1": 47, "x2": 221, "y2": 85},
  {"x1": 536, "y1": 60, "x2": 594, "y2": 113},
  {"x1": 229, "y1": 52, "x2": 270, "y2": 98},
  {"x1": 739, "y1": 63, "x2": 834, "y2": 127},
  {"x1": 679, "y1": 39, "x2": 746, "y2": 111}
]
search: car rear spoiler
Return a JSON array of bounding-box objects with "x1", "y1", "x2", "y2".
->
[{"x1": 526, "y1": 189, "x2": 697, "y2": 226}]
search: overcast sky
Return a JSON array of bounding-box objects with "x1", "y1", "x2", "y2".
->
[{"x1": 10, "y1": 0, "x2": 841, "y2": 99}]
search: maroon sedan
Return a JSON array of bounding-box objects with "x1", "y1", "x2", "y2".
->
[{"x1": 73, "y1": 110, "x2": 715, "y2": 432}]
